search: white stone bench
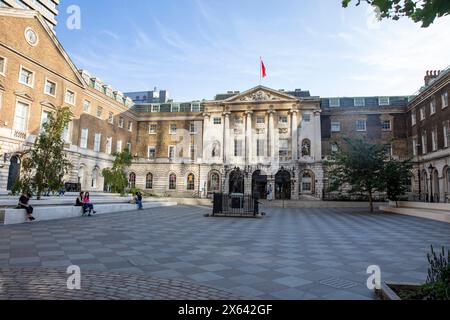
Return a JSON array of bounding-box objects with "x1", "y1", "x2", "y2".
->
[{"x1": 3, "y1": 202, "x2": 177, "y2": 225}]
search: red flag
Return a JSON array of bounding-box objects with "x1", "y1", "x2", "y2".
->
[{"x1": 261, "y1": 58, "x2": 267, "y2": 78}]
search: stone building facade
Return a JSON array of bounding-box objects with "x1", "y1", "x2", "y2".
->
[
  {"x1": 407, "y1": 69, "x2": 450, "y2": 203},
  {"x1": 1, "y1": 7, "x2": 449, "y2": 201}
]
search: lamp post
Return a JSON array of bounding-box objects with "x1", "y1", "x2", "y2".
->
[{"x1": 428, "y1": 164, "x2": 434, "y2": 203}]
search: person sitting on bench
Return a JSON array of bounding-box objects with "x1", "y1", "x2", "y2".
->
[
  {"x1": 18, "y1": 192, "x2": 35, "y2": 222},
  {"x1": 82, "y1": 192, "x2": 96, "y2": 216},
  {"x1": 75, "y1": 192, "x2": 88, "y2": 216}
]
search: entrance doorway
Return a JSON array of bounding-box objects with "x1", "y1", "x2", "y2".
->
[
  {"x1": 252, "y1": 170, "x2": 267, "y2": 199},
  {"x1": 7, "y1": 156, "x2": 21, "y2": 191},
  {"x1": 275, "y1": 170, "x2": 291, "y2": 200},
  {"x1": 229, "y1": 168, "x2": 244, "y2": 194}
]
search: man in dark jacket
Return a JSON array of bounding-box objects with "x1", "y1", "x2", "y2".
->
[{"x1": 18, "y1": 192, "x2": 35, "y2": 221}]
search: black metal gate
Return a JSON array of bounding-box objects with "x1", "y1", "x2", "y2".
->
[{"x1": 212, "y1": 193, "x2": 260, "y2": 217}]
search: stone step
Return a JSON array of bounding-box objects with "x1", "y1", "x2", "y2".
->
[{"x1": 380, "y1": 206, "x2": 450, "y2": 224}]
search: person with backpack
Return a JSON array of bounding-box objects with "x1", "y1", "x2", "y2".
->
[{"x1": 135, "y1": 191, "x2": 143, "y2": 210}]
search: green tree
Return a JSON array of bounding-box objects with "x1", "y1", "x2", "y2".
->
[
  {"x1": 15, "y1": 106, "x2": 73, "y2": 199},
  {"x1": 102, "y1": 149, "x2": 132, "y2": 195},
  {"x1": 342, "y1": 0, "x2": 450, "y2": 27},
  {"x1": 326, "y1": 139, "x2": 387, "y2": 212},
  {"x1": 383, "y1": 157, "x2": 413, "y2": 205}
]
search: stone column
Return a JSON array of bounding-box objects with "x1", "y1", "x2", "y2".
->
[
  {"x1": 267, "y1": 110, "x2": 276, "y2": 160},
  {"x1": 223, "y1": 112, "x2": 231, "y2": 164},
  {"x1": 291, "y1": 109, "x2": 299, "y2": 161},
  {"x1": 245, "y1": 111, "x2": 253, "y2": 164}
]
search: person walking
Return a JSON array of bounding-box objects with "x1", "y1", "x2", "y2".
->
[
  {"x1": 267, "y1": 184, "x2": 274, "y2": 202},
  {"x1": 82, "y1": 192, "x2": 96, "y2": 216},
  {"x1": 18, "y1": 192, "x2": 35, "y2": 221},
  {"x1": 135, "y1": 191, "x2": 143, "y2": 210}
]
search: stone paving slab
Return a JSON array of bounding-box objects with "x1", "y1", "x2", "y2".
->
[
  {"x1": 0, "y1": 267, "x2": 238, "y2": 300},
  {"x1": 0, "y1": 206, "x2": 449, "y2": 300}
]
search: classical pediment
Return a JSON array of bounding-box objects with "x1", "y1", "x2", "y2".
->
[
  {"x1": 14, "y1": 91, "x2": 34, "y2": 101},
  {"x1": 224, "y1": 86, "x2": 299, "y2": 103},
  {"x1": 40, "y1": 100, "x2": 57, "y2": 110}
]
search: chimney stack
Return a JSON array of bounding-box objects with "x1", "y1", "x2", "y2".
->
[{"x1": 424, "y1": 70, "x2": 440, "y2": 86}]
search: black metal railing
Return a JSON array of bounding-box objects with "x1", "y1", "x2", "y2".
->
[{"x1": 212, "y1": 193, "x2": 260, "y2": 217}]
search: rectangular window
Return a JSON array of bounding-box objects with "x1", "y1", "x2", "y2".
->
[
  {"x1": 385, "y1": 144, "x2": 393, "y2": 157},
  {"x1": 96, "y1": 106, "x2": 103, "y2": 118},
  {"x1": 108, "y1": 112, "x2": 114, "y2": 124},
  {"x1": 411, "y1": 112, "x2": 417, "y2": 126},
  {"x1": 19, "y1": 66, "x2": 34, "y2": 87},
  {"x1": 192, "y1": 103, "x2": 201, "y2": 112},
  {"x1": 106, "y1": 137, "x2": 112, "y2": 155},
  {"x1": 329, "y1": 98, "x2": 340, "y2": 108},
  {"x1": 128, "y1": 121, "x2": 133, "y2": 132},
  {"x1": 331, "y1": 122, "x2": 341, "y2": 132},
  {"x1": 190, "y1": 145, "x2": 196, "y2": 161},
  {"x1": 234, "y1": 139, "x2": 243, "y2": 157},
  {"x1": 127, "y1": 143, "x2": 132, "y2": 153},
  {"x1": 279, "y1": 116, "x2": 288, "y2": 124},
  {"x1": 422, "y1": 131, "x2": 427, "y2": 155},
  {"x1": 235, "y1": 117, "x2": 243, "y2": 125},
  {"x1": 432, "y1": 129, "x2": 438, "y2": 151},
  {"x1": 148, "y1": 146, "x2": 156, "y2": 159},
  {"x1": 189, "y1": 122, "x2": 196, "y2": 134},
  {"x1": 379, "y1": 97, "x2": 390, "y2": 106},
  {"x1": 382, "y1": 120, "x2": 391, "y2": 131},
  {"x1": 14, "y1": 101, "x2": 29, "y2": 132},
  {"x1": 63, "y1": 123, "x2": 71, "y2": 143},
  {"x1": 117, "y1": 140, "x2": 122, "y2": 153},
  {"x1": 65, "y1": 89, "x2": 75, "y2": 105},
  {"x1": 44, "y1": 79, "x2": 56, "y2": 96},
  {"x1": 118, "y1": 117, "x2": 124, "y2": 128},
  {"x1": 444, "y1": 122, "x2": 450, "y2": 148},
  {"x1": 279, "y1": 139, "x2": 289, "y2": 157},
  {"x1": 151, "y1": 105, "x2": 159, "y2": 113},
  {"x1": 303, "y1": 114, "x2": 311, "y2": 123},
  {"x1": 80, "y1": 128, "x2": 88, "y2": 149},
  {"x1": 420, "y1": 107, "x2": 426, "y2": 121},
  {"x1": 94, "y1": 133, "x2": 102, "y2": 152},
  {"x1": 83, "y1": 100, "x2": 90, "y2": 113},
  {"x1": 170, "y1": 124, "x2": 177, "y2": 135},
  {"x1": 213, "y1": 117, "x2": 222, "y2": 125},
  {"x1": 40, "y1": 110, "x2": 50, "y2": 133},
  {"x1": 430, "y1": 99, "x2": 436, "y2": 115},
  {"x1": 412, "y1": 138, "x2": 418, "y2": 156},
  {"x1": 331, "y1": 144, "x2": 338, "y2": 153},
  {"x1": 354, "y1": 98, "x2": 365, "y2": 107},
  {"x1": 356, "y1": 120, "x2": 366, "y2": 132},
  {"x1": 257, "y1": 139, "x2": 265, "y2": 157},
  {"x1": 442, "y1": 92, "x2": 449, "y2": 109},
  {"x1": 0, "y1": 56, "x2": 6, "y2": 75},
  {"x1": 149, "y1": 123, "x2": 157, "y2": 134},
  {"x1": 256, "y1": 116, "x2": 265, "y2": 124},
  {"x1": 171, "y1": 103, "x2": 180, "y2": 113},
  {"x1": 168, "y1": 146, "x2": 176, "y2": 159}
]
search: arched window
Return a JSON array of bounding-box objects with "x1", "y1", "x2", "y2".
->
[
  {"x1": 169, "y1": 174, "x2": 177, "y2": 190},
  {"x1": 187, "y1": 173, "x2": 195, "y2": 190},
  {"x1": 129, "y1": 172, "x2": 136, "y2": 188},
  {"x1": 445, "y1": 167, "x2": 450, "y2": 195},
  {"x1": 302, "y1": 139, "x2": 311, "y2": 157},
  {"x1": 208, "y1": 171, "x2": 221, "y2": 192},
  {"x1": 146, "y1": 173, "x2": 153, "y2": 189},
  {"x1": 91, "y1": 168, "x2": 99, "y2": 188}
]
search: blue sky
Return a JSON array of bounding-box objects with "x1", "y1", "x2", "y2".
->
[{"x1": 56, "y1": 0, "x2": 450, "y2": 101}]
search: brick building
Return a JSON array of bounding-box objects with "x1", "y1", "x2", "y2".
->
[{"x1": 0, "y1": 7, "x2": 449, "y2": 201}]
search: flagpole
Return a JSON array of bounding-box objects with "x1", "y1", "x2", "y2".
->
[{"x1": 259, "y1": 56, "x2": 262, "y2": 85}]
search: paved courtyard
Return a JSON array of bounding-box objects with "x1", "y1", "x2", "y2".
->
[{"x1": 1, "y1": 205, "x2": 450, "y2": 300}]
